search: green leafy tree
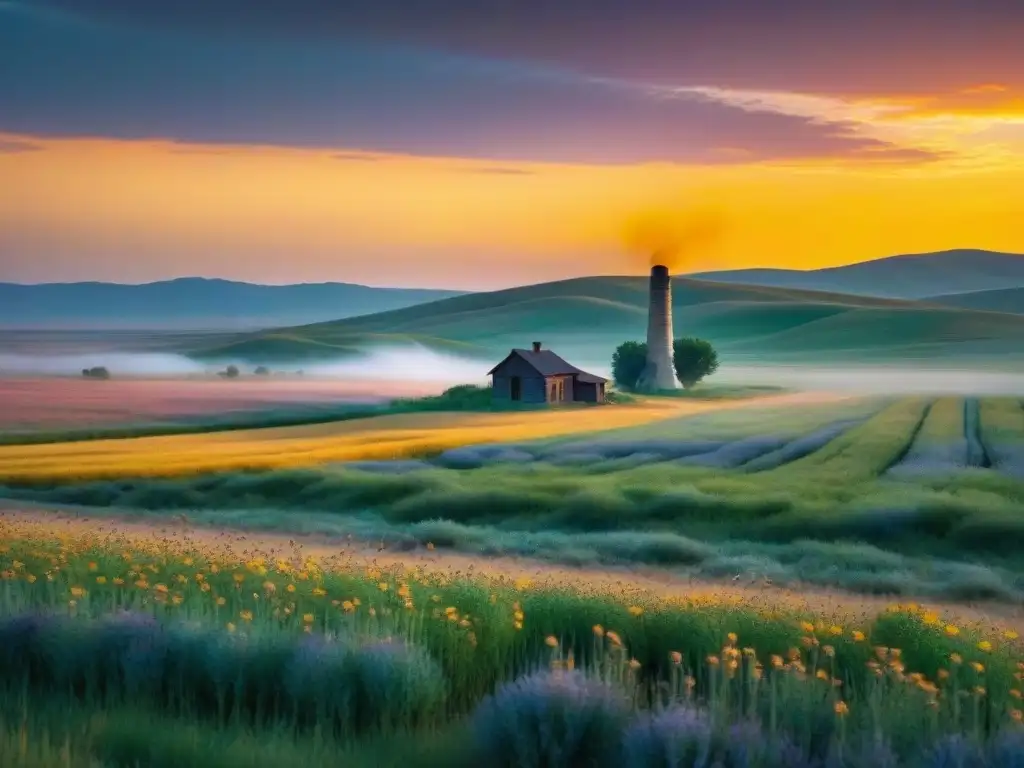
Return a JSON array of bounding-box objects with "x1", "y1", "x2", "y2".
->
[
  {"x1": 611, "y1": 341, "x2": 648, "y2": 391},
  {"x1": 672, "y1": 337, "x2": 719, "y2": 389}
]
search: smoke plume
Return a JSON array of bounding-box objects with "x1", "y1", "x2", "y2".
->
[{"x1": 622, "y1": 207, "x2": 727, "y2": 272}]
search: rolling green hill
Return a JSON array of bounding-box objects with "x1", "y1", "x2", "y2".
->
[
  {"x1": 186, "y1": 275, "x2": 1024, "y2": 367},
  {"x1": 690, "y1": 249, "x2": 1024, "y2": 299},
  {"x1": 924, "y1": 287, "x2": 1024, "y2": 315}
]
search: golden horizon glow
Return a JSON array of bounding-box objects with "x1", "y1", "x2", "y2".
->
[{"x1": 2, "y1": 83, "x2": 1023, "y2": 290}]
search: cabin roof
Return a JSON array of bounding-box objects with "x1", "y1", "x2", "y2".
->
[{"x1": 488, "y1": 348, "x2": 608, "y2": 383}]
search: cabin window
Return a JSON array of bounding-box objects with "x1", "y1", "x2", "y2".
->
[{"x1": 510, "y1": 376, "x2": 522, "y2": 401}]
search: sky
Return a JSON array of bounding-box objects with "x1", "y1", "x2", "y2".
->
[{"x1": 1, "y1": 0, "x2": 1023, "y2": 289}]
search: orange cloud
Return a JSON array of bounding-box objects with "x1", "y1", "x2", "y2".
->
[{"x1": 961, "y1": 84, "x2": 1009, "y2": 95}]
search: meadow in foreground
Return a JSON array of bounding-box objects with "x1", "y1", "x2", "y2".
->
[
  {"x1": 1, "y1": 518, "x2": 1024, "y2": 767},
  {"x1": 6, "y1": 396, "x2": 1024, "y2": 600}
]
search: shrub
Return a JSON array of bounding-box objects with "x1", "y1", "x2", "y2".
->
[
  {"x1": 344, "y1": 639, "x2": 447, "y2": 730},
  {"x1": 222, "y1": 365, "x2": 240, "y2": 379},
  {"x1": 620, "y1": 706, "x2": 715, "y2": 766},
  {"x1": 611, "y1": 341, "x2": 648, "y2": 391},
  {"x1": 0, "y1": 610, "x2": 446, "y2": 736},
  {"x1": 469, "y1": 671, "x2": 630, "y2": 768},
  {"x1": 989, "y1": 728, "x2": 1024, "y2": 768},
  {"x1": 81, "y1": 366, "x2": 111, "y2": 379},
  {"x1": 671, "y1": 337, "x2": 719, "y2": 389},
  {"x1": 254, "y1": 366, "x2": 271, "y2": 376},
  {"x1": 394, "y1": 384, "x2": 494, "y2": 412}
]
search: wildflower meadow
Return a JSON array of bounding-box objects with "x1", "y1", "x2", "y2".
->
[{"x1": 0, "y1": 516, "x2": 1022, "y2": 767}]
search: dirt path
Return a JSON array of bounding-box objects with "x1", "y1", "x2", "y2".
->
[{"x1": 3, "y1": 506, "x2": 1022, "y2": 634}]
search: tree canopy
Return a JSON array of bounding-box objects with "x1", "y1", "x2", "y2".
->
[
  {"x1": 611, "y1": 341, "x2": 648, "y2": 391},
  {"x1": 672, "y1": 337, "x2": 719, "y2": 388}
]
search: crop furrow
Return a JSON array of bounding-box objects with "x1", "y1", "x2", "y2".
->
[
  {"x1": 963, "y1": 397, "x2": 990, "y2": 469},
  {"x1": 759, "y1": 397, "x2": 932, "y2": 483},
  {"x1": 740, "y1": 419, "x2": 866, "y2": 473}
]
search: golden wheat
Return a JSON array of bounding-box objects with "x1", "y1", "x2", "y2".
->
[{"x1": 0, "y1": 395, "x2": 808, "y2": 482}]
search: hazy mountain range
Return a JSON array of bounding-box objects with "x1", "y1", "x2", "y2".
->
[
  {"x1": 0, "y1": 278, "x2": 465, "y2": 329},
  {"x1": 3, "y1": 250, "x2": 1024, "y2": 367}
]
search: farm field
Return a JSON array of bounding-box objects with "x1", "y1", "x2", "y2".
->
[
  {"x1": 3, "y1": 392, "x2": 1024, "y2": 600},
  {"x1": 0, "y1": 376, "x2": 440, "y2": 433},
  {"x1": 3, "y1": 380, "x2": 1024, "y2": 764},
  {"x1": 1, "y1": 509, "x2": 1023, "y2": 767},
  {"x1": 0, "y1": 390, "x2": 832, "y2": 481},
  {"x1": 3, "y1": 389, "x2": 1024, "y2": 766}
]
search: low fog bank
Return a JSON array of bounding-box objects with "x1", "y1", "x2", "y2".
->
[
  {"x1": 0, "y1": 352, "x2": 206, "y2": 377},
  {"x1": 0, "y1": 345, "x2": 491, "y2": 388},
  {"x1": 5, "y1": 345, "x2": 1024, "y2": 396},
  {"x1": 714, "y1": 365, "x2": 1024, "y2": 395},
  {"x1": 301, "y1": 346, "x2": 489, "y2": 386}
]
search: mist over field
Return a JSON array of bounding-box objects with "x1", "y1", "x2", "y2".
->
[
  {"x1": 302, "y1": 346, "x2": 490, "y2": 386},
  {"x1": 0, "y1": 352, "x2": 206, "y2": 377},
  {"x1": 3, "y1": 341, "x2": 1024, "y2": 396}
]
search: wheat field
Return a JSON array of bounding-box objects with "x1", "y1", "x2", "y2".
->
[{"x1": 0, "y1": 392, "x2": 840, "y2": 482}]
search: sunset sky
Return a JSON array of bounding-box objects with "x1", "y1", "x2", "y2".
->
[{"x1": 2, "y1": 0, "x2": 1023, "y2": 290}]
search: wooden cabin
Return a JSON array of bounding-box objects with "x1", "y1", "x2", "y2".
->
[{"x1": 488, "y1": 342, "x2": 607, "y2": 405}]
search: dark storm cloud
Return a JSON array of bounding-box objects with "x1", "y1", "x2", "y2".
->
[
  {"x1": 0, "y1": 2, "x2": 943, "y2": 164},
  {"x1": 24, "y1": 0, "x2": 1024, "y2": 95}
]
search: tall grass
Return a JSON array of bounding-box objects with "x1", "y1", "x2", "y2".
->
[{"x1": 0, "y1": 524, "x2": 1023, "y2": 766}]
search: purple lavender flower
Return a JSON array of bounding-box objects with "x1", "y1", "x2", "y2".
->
[{"x1": 470, "y1": 671, "x2": 629, "y2": 768}]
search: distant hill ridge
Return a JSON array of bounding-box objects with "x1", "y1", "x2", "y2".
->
[
  {"x1": 189, "y1": 272, "x2": 1024, "y2": 367},
  {"x1": 0, "y1": 277, "x2": 466, "y2": 330},
  {"x1": 689, "y1": 249, "x2": 1024, "y2": 299},
  {"x1": 924, "y1": 286, "x2": 1024, "y2": 315}
]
